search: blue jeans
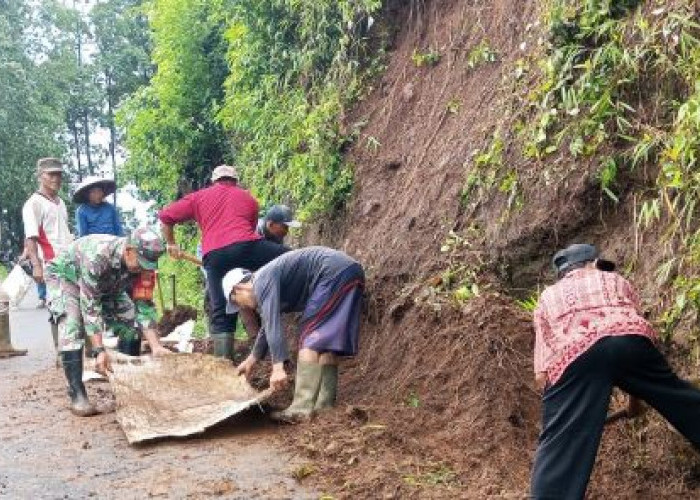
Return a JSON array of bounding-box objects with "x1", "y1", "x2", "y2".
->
[{"x1": 37, "y1": 282, "x2": 47, "y2": 301}]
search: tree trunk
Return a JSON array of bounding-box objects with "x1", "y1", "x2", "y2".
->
[
  {"x1": 83, "y1": 111, "x2": 94, "y2": 175},
  {"x1": 107, "y1": 71, "x2": 117, "y2": 207},
  {"x1": 71, "y1": 120, "x2": 83, "y2": 182},
  {"x1": 74, "y1": 0, "x2": 93, "y2": 176}
]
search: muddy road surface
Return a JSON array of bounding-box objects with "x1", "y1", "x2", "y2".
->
[{"x1": 0, "y1": 291, "x2": 316, "y2": 499}]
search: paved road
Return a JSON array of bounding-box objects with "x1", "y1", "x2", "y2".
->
[
  {"x1": 1, "y1": 288, "x2": 56, "y2": 378},
  {"x1": 0, "y1": 289, "x2": 316, "y2": 499}
]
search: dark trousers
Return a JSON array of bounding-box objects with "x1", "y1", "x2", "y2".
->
[
  {"x1": 203, "y1": 239, "x2": 288, "y2": 335},
  {"x1": 531, "y1": 335, "x2": 700, "y2": 500}
]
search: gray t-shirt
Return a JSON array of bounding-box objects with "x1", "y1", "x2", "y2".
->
[{"x1": 251, "y1": 246, "x2": 358, "y2": 362}]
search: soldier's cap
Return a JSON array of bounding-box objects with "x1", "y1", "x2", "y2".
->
[
  {"x1": 211, "y1": 164, "x2": 239, "y2": 182},
  {"x1": 128, "y1": 228, "x2": 166, "y2": 270},
  {"x1": 222, "y1": 268, "x2": 253, "y2": 314},
  {"x1": 36, "y1": 158, "x2": 64, "y2": 176},
  {"x1": 552, "y1": 243, "x2": 616, "y2": 276},
  {"x1": 264, "y1": 204, "x2": 301, "y2": 228}
]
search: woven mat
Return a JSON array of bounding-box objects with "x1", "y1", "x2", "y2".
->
[{"x1": 110, "y1": 353, "x2": 270, "y2": 444}]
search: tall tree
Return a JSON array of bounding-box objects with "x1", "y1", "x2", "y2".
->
[
  {"x1": 91, "y1": 0, "x2": 153, "y2": 204},
  {"x1": 0, "y1": 0, "x2": 73, "y2": 251},
  {"x1": 118, "y1": 0, "x2": 232, "y2": 202}
]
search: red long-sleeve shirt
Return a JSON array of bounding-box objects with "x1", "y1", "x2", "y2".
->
[
  {"x1": 158, "y1": 182, "x2": 261, "y2": 256},
  {"x1": 533, "y1": 268, "x2": 656, "y2": 385}
]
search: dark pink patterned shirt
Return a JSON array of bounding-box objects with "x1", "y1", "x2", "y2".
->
[{"x1": 533, "y1": 268, "x2": 656, "y2": 385}]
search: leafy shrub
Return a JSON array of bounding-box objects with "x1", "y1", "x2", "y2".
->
[{"x1": 218, "y1": 0, "x2": 382, "y2": 218}]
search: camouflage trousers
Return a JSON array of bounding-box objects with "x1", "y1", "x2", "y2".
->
[{"x1": 46, "y1": 275, "x2": 156, "y2": 352}]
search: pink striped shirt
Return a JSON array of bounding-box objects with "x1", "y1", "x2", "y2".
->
[
  {"x1": 533, "y1": 268, "x2": 656, "y2": 385},
  {"x1": 158, "y1": 181, "x2": 261, "y2": 256}
]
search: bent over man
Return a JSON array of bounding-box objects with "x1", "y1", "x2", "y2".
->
[
  {"x1": 225, "y1": 246, "x2": 364, "y2": 422},
  {"x1": 530, "y1": 244, "x2": 700, "y2": 499},
  {"x1": 46, "y1": 229, "x2": 168, "y2": 417}
]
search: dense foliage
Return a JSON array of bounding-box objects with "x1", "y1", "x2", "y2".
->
[
  {"x1": 0, "y1": 1, "x2": 73, "y2": 250},
  {"x1": 118, "y1": 0, "x2": 230, "y2": 201},
  {"x1": 0, "y1": 0, "x2": 151, "y2": 252},
  {"x1": 218, "y1": 0, "x2": 381, "y2": 218},
  {"x1": 120, "y1": 0, "x2": 381, "y2": 216}
]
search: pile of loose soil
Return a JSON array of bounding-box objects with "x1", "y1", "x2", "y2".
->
[
  {"x1": 283, "y1": 292, "x2": 700, "y2": 498},
  {"x1": 157, "y1": 305, "x2": 198, "y2": 336},
  {"x1": 288, "y1": 293, "x2": 541, "y2": 498}
]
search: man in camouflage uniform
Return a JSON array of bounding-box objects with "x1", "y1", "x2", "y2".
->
[{"x1": 46, "y1": 228, "x2": 169, "y2": 416}]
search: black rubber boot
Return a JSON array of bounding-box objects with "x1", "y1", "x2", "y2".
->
[
  {"x1": 61, "y1": 349, "x2": 98, "y2": 417},
  {"x1": 117, "y1": 337, "x2": 141, "y2": 356},
  {"x1": 50, "y1": 322, "x2": 60, "y2": 368},
  {"x1": 211, "y1": 333, "x2": 234, "y2": 361}
]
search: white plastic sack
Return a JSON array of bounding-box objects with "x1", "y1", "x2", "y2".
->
[
  {"x1": 160, "y1": 319, "x2": 195, "y2": 353},
  {"x1": 1, "y1": 265, "x2": 33, "y2": 306}
]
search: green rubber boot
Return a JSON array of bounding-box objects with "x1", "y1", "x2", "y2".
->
[
  {"x1": 211, "y1": 333, "x2": 234, "y2": 361},
  {"x1": 314, "y1": 364, "x2": 339, "y2": 411},
  {"x1": 271, "y1": 362, "x2": 322, "y2": 423},
  {"x1": 61, "y1": 349, "x2": 98, "y2": 417}
]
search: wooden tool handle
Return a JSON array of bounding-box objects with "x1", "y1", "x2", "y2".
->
[{"x1": 179, "y1": 253, "x2": 202, "y2": 266}]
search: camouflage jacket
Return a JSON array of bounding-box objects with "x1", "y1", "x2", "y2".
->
[{"x1": 47, "y1": 235, "x2": 134, "y2": 336}]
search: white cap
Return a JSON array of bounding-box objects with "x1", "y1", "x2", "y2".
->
[
  {"x1": 211, "y1": 165, "x2": 239, "y2": 182},
  {"x1": 222, "y1": 268, "x2": 252, "y2": 314}
]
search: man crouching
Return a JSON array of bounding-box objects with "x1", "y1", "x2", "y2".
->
[
  {"x1": 225, "y1": 246, "x2": 365, "y2": 422},
  {"x1": 46, "y1": 228, "x2": 168, "y2": 416}
]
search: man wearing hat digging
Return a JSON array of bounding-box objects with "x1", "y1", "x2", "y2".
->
[
  {"x1": 45, "y1": 228, "x2": 171, "y2": 416},
  {"x1": 224, "y1": 246, "x2": 365, "y2": 422},
  {"x1": 73, "y1": 176, "x2": 123, "y2": 238},
  {"x1": 159, "y1": 165, "x2": 288, "y2": 361},
  {"x1": 530, "y1": 243, "x2": 700, "y2": 499}
]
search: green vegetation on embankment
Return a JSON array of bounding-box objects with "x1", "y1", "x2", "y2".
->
[{"x1": 459, "y1": 0, "x2": 700, "y2": 347}]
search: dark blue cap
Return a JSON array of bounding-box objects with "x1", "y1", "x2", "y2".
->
[
  {"x1": 265, "y1": 205, "x2": 301, "y2": 228},
  {"x1": 552, "y1": 243, "x2": 615, "y2": 275}
]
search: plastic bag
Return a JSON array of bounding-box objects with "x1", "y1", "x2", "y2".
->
[
  {"x1": 1, "y1": 264, "x2": 34, "y2": 307},
  {"x1": 160, "y1": 319, "x2": 195, "y2": 353}
]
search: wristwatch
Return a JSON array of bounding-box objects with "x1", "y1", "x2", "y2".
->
[{"x1": 91, "y1": 346, "x2": 106, "y2": 358}]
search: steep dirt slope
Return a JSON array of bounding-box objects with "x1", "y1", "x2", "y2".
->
[
  {"x1": 294, "y1": 0, "x2": 700, "y2": 498},
  {"x1": 341, "y1": 0, "x2": 538, "y2": 281}
]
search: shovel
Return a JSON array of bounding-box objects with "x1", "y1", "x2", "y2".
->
[
  {"x1": 155, "y1": 252, "x2": 201, "y2": 336},
  {"x1": 177, "y1": 252, "x2": 202, "y2": 267}
]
